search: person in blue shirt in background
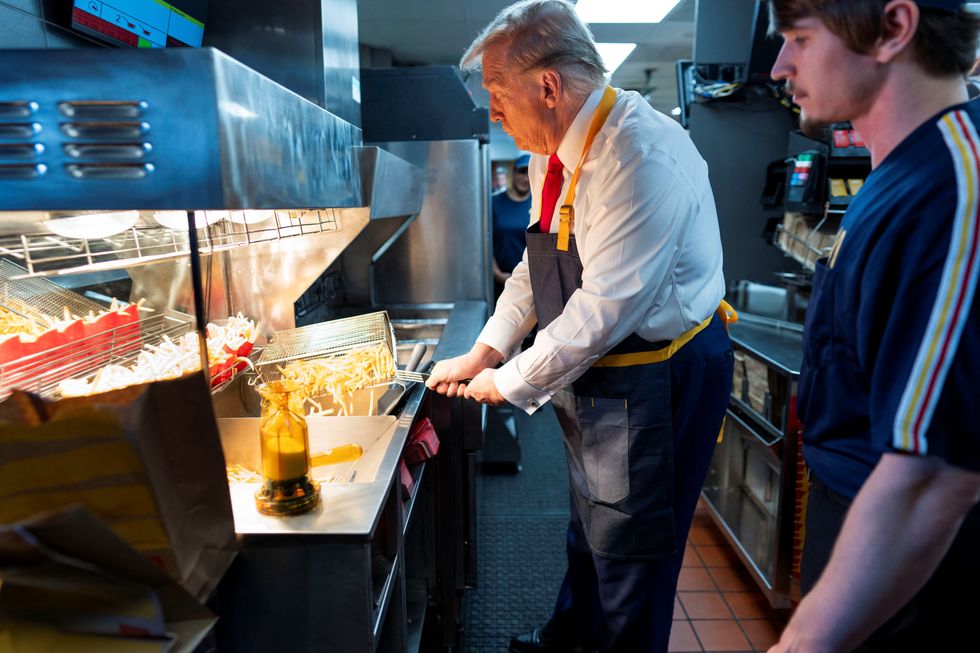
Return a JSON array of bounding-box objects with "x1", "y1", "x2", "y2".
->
[
  {"x1": 492, "y1": 153, "x2": 532, "y2": 300},
  {"x1": 768, "y1": 1, "x2": 980, "y2": 651}
]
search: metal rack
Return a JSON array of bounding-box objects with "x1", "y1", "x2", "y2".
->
[
  {"x1": 0, "y1": 259, "x2": 107, "y2": 321},
  {"x1": 772, "y1": 207, "x2": 842, "y2": 271},
  {"x1": 702, "y1": 315, "x2": 805, "y2": 608},
  {"x1": 257, "y1": 310, "x2": 396, "y2": 371},
  {"x1": 0, "y1": 259, "x2": 261, "y2": 397},
  {"x1": 0, "y1": 309, "x2": 194, "y2": 398},
  {"x1": 0, "y1": 210, "x2": 341, "y2": 279}
]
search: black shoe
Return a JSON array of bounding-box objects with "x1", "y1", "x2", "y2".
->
[
  {"x1": 509, "y1": 627, "x2": 549, "y2": 652},
  {"x1": 509, "y1": 625, "x2": 589, "y2": 653}
]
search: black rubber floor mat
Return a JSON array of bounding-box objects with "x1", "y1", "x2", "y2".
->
[{"x1": 463, "y1": 404, "x2": 571, "y2": 652}]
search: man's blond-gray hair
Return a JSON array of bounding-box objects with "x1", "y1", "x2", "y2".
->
[{"x1": 460, "y1": 0, "x2": 607, "y2": 95}]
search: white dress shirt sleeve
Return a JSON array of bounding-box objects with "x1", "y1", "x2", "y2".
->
[
  {"x1": 496, "y1": 148, "x2": 706, "y2": 414},
  {"x1": 476, "y1": 157, "x2": 545, "y2": 359},
  {"x1": 477, "y1": 249, "x2": 537, "y2": 358}
]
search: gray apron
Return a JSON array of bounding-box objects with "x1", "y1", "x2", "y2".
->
[{"x1": 525, "y1": 226, "x2": 676, "y2": 560}]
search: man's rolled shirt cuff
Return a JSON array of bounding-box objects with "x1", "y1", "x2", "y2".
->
[{"x1": 494, "y1": 357, "x2": 551, "y2": 415}]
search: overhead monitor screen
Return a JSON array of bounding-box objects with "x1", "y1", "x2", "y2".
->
[{"x1": 71, "y1": 0, "x2": 208, "y2": 48}]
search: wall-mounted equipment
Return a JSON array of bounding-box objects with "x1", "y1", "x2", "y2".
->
[{"x1": 71, "y1": 0, "x2": 208, "y2": 48}]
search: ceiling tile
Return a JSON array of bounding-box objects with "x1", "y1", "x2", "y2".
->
[
  {"x1": 357, "y1": 0, "x2": 699, "y2": 116},
  {"x1": 357, "y1": 0, "x2": 467, "y2": 22}
]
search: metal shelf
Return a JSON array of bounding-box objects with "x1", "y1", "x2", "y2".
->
[
  {"x1": 773, "y1": 204, "x2": 842, "y2": 271},
  {"x1": 0, "y1": 210, "x2": 341, "y2": 279},
  {"x1": 405, "y1": 578, "x2": 428, "y2": 653},
  {"x1": 402, "y1": 462, "x2": 426, "y2": 538},
  {"x1": 700, "y1": 486, "x2": 789, "y2": 608},
  {"x1": 773, "y1": 223, "x2": 826, "y2": 271},
  {"x1": 0, "y1": 259, "x2": 107, "y2": 323},
  {"x1": 372, "y1": 552, "x2": 400, "y2": 644},
  {"x1": 0, "y1": 309, "x2": 193, "y2": 398},
  {"x1": 0, "y1": 258, "x2": 249, "y2": 398},
  {"x1": 727, "y1": 405, "x2": 784, "y2": 447}
]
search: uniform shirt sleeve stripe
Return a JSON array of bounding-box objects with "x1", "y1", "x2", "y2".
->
[{"x1": 893, "y1": 111, "x2": 980, "y2": 454}]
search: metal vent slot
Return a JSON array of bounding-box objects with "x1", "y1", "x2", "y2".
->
[
  {"x1": 65, "y1": 163, "x2": 153, "y2": 179},
  {"x1": 0, "y1": 123, "x2": 41, "y2": 139},
  {"x1": 0, "y1": 143, "x2": 44, "y2": 160},
  {"x1": 61, "y1": 121, "x2": 149, "y2": 140},
  {"x1": 0, "y1": 102, "x2": 38, "y2": 119},
  {"x1": 64, "y1": 142, "x2": 151, "y2": 160},
  {"x1": 0, "y1": 164, "x2": 46, "y2": 179},
  {"x1": 0, "y1": 211, "x2": 343, "y2": 278},
  {"x1": 58, "y1": 100, "x2": 147, "y2": 119}
]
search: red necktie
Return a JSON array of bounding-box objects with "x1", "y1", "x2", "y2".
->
[{"x1": 539, "y1": 153, "x2": 564, "y2": 233}]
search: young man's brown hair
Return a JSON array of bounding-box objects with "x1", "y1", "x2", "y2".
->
[{"x1": 769, "y1": 0, "x2": 980, "y2": 77}]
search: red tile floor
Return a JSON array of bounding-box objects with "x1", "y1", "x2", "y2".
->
[{"x1": 669, "y1": 502, "x2": 790, "y2": 652}]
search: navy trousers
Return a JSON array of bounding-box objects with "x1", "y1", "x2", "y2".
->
[
  {"x1": 803, "y1": 475, "x2": 980, "y2": 653},
  {"x1": 548, "y1": 318, "x2": 733, "y2": 652}
]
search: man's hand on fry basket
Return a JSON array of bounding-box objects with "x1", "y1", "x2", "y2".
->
[{"x1": 426, "y1": 343, "x2": 503, "y2": 401}]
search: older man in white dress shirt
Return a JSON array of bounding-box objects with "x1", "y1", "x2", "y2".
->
[{"x1": 427, "y1": 2, "x2": 734, "y2": 651}]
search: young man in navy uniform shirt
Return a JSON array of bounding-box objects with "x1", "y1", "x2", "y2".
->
[
  {"x1": 492, "y1": 153, "x2": 533, "y2": 297},
  {"x1": 769, "y1": 1, "x2": 980, "y2": 651}
]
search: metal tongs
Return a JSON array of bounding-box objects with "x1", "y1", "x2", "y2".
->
[
  {"x1": 395, "y1": 370, "x2": 473, "y2": 384},
  {"x1": 395, "y1": 369, "x2": 431, "y2": 383},
  {"x1": 393, "y1": 343, "x2": 433, "y2": 384}
]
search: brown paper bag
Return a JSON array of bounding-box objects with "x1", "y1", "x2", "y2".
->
[
  {"x1": 0, "y1": 372, "x2": 235, "y2": 601},
  {"x1": 0, "y1": 506, "x2": 215, "y2": 653}
]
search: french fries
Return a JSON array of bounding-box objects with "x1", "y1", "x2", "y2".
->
[
  {"x1": 0, "y1": 307, "x2": 42, "y2": 336},
  {"x1": 55, "y1": 313, "x2": 258, "y2": 398},
  {"x1": 226, "y1": 463, "x2": 262, "y2": 483},
  {"x1": 57, "y1": 332, "x2": 203, "y2": 397},
  {"x1": 277, "y1": 343, "x2": 395, "y2": 416}
]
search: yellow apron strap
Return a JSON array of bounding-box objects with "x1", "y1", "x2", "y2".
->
[
  {"x1": 716, "y1": 299, "x2": 738, "y2": 330},
  {"x1": 556, "y1": 85, "x2": 617, "y2": 252},
  {"x1": 593, "y1": 300, "x2": 737, "y2": 368},
  {"x1": 714, "y1": 300, "x2": 736, "y2": 443},
  {"x1": 592, "y1": 312, "x2": 712, "y2": 368}
]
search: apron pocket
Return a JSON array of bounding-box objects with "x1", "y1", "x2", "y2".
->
[
  {"x1": 577, "y1": 396, "x2": 630, "y2": 505},
  {"x1": 586, "y1": 501, "x2": 675, "y2": 559}
]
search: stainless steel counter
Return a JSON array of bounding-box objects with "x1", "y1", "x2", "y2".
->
[
  {"x1": 214, "y1": 300, "x2": 488, "y2": 543},
  {"x1": 213, "y1": 302, "x2": 488, "y2": 652},
  {"x1": 702, "y1": 312, "x2": 805, "y2": 609},
  {"x1": 424, "y1": 300, "x2": 487, "y2": 456},
  {"x1": 213, "y1": 381, "x2": 427, "y2": 653},
  {"x1": 431, "y1": 300, "x2": 487, "y2": 361},
  {"x1": 728, "y1": 313, "x2": 803, "y2": 378},
  {"x1": 219, "y1": 403, "x2": 422, "y2": 540}
]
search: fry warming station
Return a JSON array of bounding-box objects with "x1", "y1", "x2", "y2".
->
[{"x1": 0, "y1": 13, "x2": 491, "y2": 648}]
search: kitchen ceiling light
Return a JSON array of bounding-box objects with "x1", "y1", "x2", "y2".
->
[
  {"x1": 595, "y1": 43, "x2": 637, "y2": 77},
  {"x1": 575, "y1": 0, "x2": 681, "y2": 23},
  {"x1": 44, "y1": 211, "x2": 139, "y2": 240}
]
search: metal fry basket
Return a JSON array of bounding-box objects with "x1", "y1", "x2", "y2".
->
[
  {"x1": 256, "y1": 311, "x2": 398, "y2": 385},
  {"x1": 0, "y1": 259, "x2": 108, "y2": 325}
]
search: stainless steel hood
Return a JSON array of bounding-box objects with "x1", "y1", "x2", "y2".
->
[{"x1": 0, "y1": 48, "x2": 421, "y2": 214}]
